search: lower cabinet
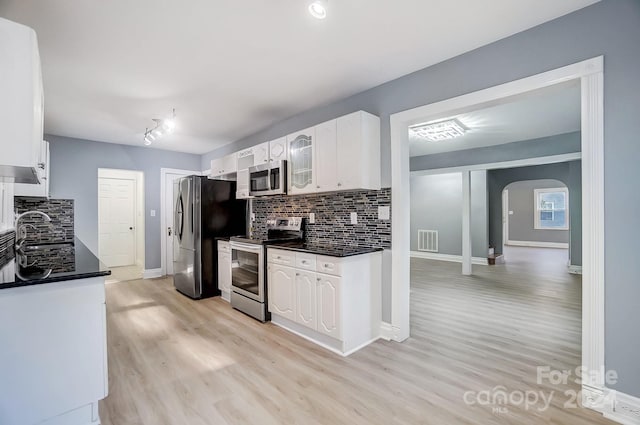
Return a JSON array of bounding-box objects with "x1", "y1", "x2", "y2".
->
[
  {"x1": 217, "y1": 241, "x2": 232, "y2": 301},
  {"x1": 316, "y1": 273, "x2": 341, "y2": 339},
  {"x1": 267, "y1": 248, "x2": 380, "y2": 356},
  {"x1": 295, "y1": 270, "x2": 318, "y2": 330},
  {"x1": 268, "y1": 264, "x2": 296, "y2": 321}
]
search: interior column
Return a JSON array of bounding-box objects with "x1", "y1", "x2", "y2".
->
[{"x1": 462, "y1": 170, "x2": 472, "y2": 275}]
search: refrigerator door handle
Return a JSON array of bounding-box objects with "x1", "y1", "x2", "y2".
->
[{"x1": 176, "y1": 194, "x2": 184, "y2": 241}]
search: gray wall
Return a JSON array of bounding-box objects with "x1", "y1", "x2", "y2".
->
[
  {"x1": 506, "y1": 179, "x2": 569, "y2": 244},
  {"x1": 200, "y1": 1, "x2": 640, "y2": 395},
  {"x1": 410, "y1": 171, "x2": 487, "y2": 257},
  {"x1": 47, "y1": 135, "x2": 201, "y2": 269},
  {"x1": 488, "y1": 162, "x2": 581, "y2": 264}
]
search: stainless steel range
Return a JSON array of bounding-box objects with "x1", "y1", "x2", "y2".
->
[{"x1": 229, "y1": 217, "x2": 303, "y2": 322}]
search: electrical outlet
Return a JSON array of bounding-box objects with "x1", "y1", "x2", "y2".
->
[
  {"x1": 150, "y1": 210, "x2": 156, "y2": 217},
  {"x1": 309, "y1": 212, "x2": 315, "y2": 224},
  {"x1": 250, "y1": 213, "x2": 256, "y2": 221},
  {"x1": 350, "y1": 212, "x2": 358, "y2": 225},
  {"x1": 378, "y1": 206, "x2": 390, "y2": 220}
]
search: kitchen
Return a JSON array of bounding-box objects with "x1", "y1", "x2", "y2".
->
[{"x1": 1, "y1": 1, "x2": 638, "y2": 424}]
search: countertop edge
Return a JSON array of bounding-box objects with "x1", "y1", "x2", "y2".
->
[{"x1": 266, "y1": 244, "x2": 384, "y2": 258}]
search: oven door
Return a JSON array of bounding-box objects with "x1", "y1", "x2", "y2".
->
[{"x1": 230, "y1": 242, "x2": 264, "y2": 302}]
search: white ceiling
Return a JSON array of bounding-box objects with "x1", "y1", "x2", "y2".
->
[
  {"x1": 0, "y1": 0, "x2": 598, "y2": 154},
  {"x1": 409, "y1": 80, "x2": 581, "y2": 157}
]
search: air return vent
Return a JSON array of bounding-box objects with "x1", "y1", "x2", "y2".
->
[{"x1": 418, "y1": 230, "x2": 438, "y2": 252}]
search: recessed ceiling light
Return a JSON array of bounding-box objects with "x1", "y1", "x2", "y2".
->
[
  {"x1": 409, "y1": 118, "x2": 468, "y2": 142},
  {"x1": 308, "y1": 0, "x2": 327, "y2": 19}
]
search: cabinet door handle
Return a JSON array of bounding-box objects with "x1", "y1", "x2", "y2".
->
[
  {"x1": 37, "y1": 162, "x2": 45, "y2": 169},
  {"x1": 296, "y1": 273, "x2": 300, "y2": 276},
  {"x1": 264, "y1": 159, "x2": 268, "y2": 162},
  {"x1": 301, "y1": 260, "x2": 307, "y2": 264},
  {"x1": 337, "y1": 182, "x2": 342, "y2": 187},
  {"x1": 317, "y1": 278, "x2": 321, "y2": 281},
  {"x1": 316, "y1": 185, "x2": 320, "y2": 189}
]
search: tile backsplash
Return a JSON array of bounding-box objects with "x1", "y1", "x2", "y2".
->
[
  {"x1": 252, "y1": 188, "x2": 391, "y2": 248},
  {"x1": 0, "y1": 230, "x2": 15, "y2": 268},
  {"x1": 14, "y1": 198, "x2": 74, "y2": 244}
]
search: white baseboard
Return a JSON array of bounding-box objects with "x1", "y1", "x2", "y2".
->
[
  {"x1": 410, "y1": 251, "x2": 487, "y2": 265},
  {"x1": 143, "y1": 268, "x2": 163, "y2": 279},
  {"x1": 506, "y1": 240, "x2": 569, "y2": 249},
  {"x1": 380, "y1": 322, "x2": 393, "y2": 341},
  {"x1": 568, "y1": 265, "x2": 583, "y2": 275},
  {"x1": 602, "y1": 388, "x2": 640, "y2": 425}
]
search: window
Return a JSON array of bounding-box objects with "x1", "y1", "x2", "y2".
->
[{"x1": 534, "y1": 187, "x2": 569, "y2": 230}]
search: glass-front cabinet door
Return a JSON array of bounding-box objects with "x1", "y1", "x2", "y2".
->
[{"x1": 287, "y1": 127, "x2": 316, "y2": 194}]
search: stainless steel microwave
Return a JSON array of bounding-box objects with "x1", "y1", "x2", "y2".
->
[{"x1": 249, "y1": 160, "x2": 287, "y2": 196}]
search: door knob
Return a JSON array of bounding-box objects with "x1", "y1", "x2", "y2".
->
[
  {"x1": 129, "y1": 227, "x2": 134, "y2": 230},
  {"x1": 168, "y1": 227, "x2": 172, "y2": 236}
]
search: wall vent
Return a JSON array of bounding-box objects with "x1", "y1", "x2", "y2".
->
[{"x1": 418, "y1": 230, "x2": 438, "y2": 252}]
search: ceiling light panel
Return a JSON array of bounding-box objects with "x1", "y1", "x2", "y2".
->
[{"x1": 409, "y1": 118, "x2": 468, "y2": 142}]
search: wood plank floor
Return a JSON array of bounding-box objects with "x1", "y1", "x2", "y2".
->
[{"x1": 100, "y1": 258, "x2": 614, "y2": 425}]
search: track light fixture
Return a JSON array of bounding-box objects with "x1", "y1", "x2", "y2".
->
[{"x1": 144, "y1": 108, "x2": 176, "y2": 146}]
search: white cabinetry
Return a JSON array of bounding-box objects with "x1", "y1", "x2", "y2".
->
[
  {"x1": 210, "y1": 153, "x2": 237, "y2": 178},
  {"x1": 15, "y1": 140, "x2": 50, "y2": 198},
  {"x1": 295, "y1": 270, "x2": 317, "y2": 330},
  {"x1": 287, "y1": 127, "x2": 316, "y2": 195},
  {"x1": 0, "y1": 18, "x2": 44, "y2": 183},
  {"x1": 254, "y1": 141, "x2": 270, "y2": 165},
  {"x1": 0, "y1": 277, "x2": 108, "y2": 425},
  {"x1": 0, "y1": 180, "x2": 15, "y2": 232},
  {"x1": 269, "y1": 137, "x2": 287, "y2": 162},
  {"x1": 267, "y1": 248, "x2": 381, "y2": 356},
  {"x1": 268, "y1": 264, "x2": 296, "y2": 321},
  {"x1": 217, "y1": 240, "x2": 232, "y2": 301},
  {"x1": 315, "y1": 120, "x2": 337, "y2": 192}
]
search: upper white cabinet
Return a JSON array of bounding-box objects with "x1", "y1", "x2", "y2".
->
[
  {"x1": 287, "y1": 111, "x2": 380, "y2": 195},
  {"x1": 253, "y1": 141, "x2": 269, "y2": 165},
  {"x1": 287, "y1": 127, "x2": 316, "y2": 195},
  {"x1": 15, "y1": 140, "x2": 50, "y2": 198},
  {"x1": 0, "y1": 18, "x2": 44, "y2": 184},
  {"x1": 315, "y1": 111, "x2": 381, "y2": 193},
  {"x1": 210, "y1": 153, "x2": 237, "y2": 178},
  {"x1": 269, "y1": 137, "x2": 287, "y2": 162}
]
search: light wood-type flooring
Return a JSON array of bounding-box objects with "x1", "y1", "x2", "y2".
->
[{"x1": 100, "y1": 256, "x2": 614, "y2": 425}]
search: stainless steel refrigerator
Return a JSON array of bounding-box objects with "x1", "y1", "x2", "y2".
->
[{"x1": 173, "y1": 176, "x2": 247, "y2": 299}]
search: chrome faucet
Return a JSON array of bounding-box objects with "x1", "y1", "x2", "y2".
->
[{"x1": 14, "y1": 211, "x2": 52, "y2": 250}]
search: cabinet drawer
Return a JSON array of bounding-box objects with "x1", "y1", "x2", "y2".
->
[
  {"x1": 316, "y1": 255, "x2": 342, "y2": 276},
  {"x1": 268, "y1": 249, "x2": 295, "y2": 266},
  {"x1": 217, "y1": 241, "x2": 230, "y2": 253},
  {"x1": 295, "y1": 253, "x2": 317, "y2": 271}
]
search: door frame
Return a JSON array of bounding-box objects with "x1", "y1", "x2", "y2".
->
[
  {"x1": 160, "y1": 168, "x2": 201, "y2": 276},
  {"x1": 97, "y1": 168, "x2": 145, "y2": 268},
  {"x1": 502, "y1": 188, "x2": 509, "y2": 250},
  {"x1": 390, "y1": 57, "x2": 604, "y2": 408}
]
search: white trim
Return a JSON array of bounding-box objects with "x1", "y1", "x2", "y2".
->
[
  {"x1": 505, "y1": 240, "x2": 569, "y2": 249},
  {"x1": 160, "y1": 168, "x2": 200, "y2": 277},
  {"x1": 411, "y1": 152, "x2": 582, "y2": 176},
  {"x1": 534, "y1": 186, "x2": 569, "y2": 230},
  {"x1": 143, "y1": 268, "x2": 163, "y2": 279},
  {"x1": 411, "y1": 251, "x2": 487, "y2": 265},
  {"x1": 391, "y1": 56, "x2": 605, "y2": 410},
  {"x1": 379, "y1": 322, "x2": 394, "y2": 341},
  {"x1": 568, "y1": 265, "x2": 583, "y2": 275},
  {"x1": 502, "y1": 189, "x2": 509, "y2": 248},
  {"x1": 604, "y1": 389, "x2": 640, "y2": 425}
]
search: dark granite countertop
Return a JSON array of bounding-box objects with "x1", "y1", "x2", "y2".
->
[
  {"x1": 0, "y1": 237, "x2": 111, "y2": 290},
  {"x1": 268, "y1": 242, "x2": 383, "y2": 258},
  {"x1": 214, "y1": 236, "x2": 233, "y2": 242}
]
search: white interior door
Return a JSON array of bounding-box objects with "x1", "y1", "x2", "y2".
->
[
  {"x1": 99, "y1": 178, "x2": 136, "y2": 267},
  {"x1": 164, "y1": 172, "x2": 193, "y2": 275}
]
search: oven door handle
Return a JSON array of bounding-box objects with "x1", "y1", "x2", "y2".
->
[{"x1": 230, "y1": 242, "x2": 264, "y2": 252}]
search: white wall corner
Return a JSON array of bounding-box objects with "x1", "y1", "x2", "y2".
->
[
  {"x1": 143, "y1": 268, "x2": 163, "y2": 279},
  {"x1": 603, "y1": 389, "x2": 640, "y2": 425}
]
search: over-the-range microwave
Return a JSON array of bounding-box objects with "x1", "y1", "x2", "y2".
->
[{"x1": 249, "y1": 160, "x2": 287, "y2": 196}]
